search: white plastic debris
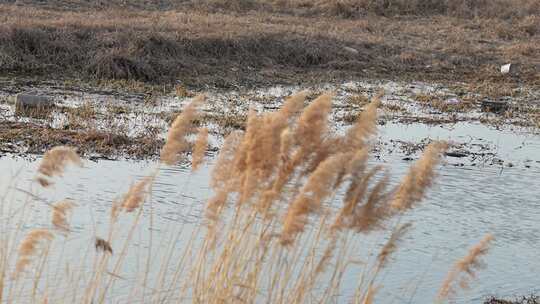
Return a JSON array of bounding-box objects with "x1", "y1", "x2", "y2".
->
[{"x1": 500, "y1": 63, "x2": 518, "y2": 75}]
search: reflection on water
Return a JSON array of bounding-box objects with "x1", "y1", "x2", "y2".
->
[{"x1": 1, "y1": 149, "x2": 540, "y2": 302}]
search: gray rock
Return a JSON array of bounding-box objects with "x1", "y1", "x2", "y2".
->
[
  {"x1": 15, "y1": 93, "x2": 53, "y2": 110},
  {"x1": 15, "y1": 92, "x2": 54, "y2": 117}
]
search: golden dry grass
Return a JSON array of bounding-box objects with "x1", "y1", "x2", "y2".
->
[{"x1": 0, "y1": 2, "x2": 537, "y2": 86}]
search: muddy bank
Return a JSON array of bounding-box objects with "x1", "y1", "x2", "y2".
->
[
  {"x1": 0, "y1": 80, "x2": 539, "y2": 167},
  {"x1": 485, "y1": 295, "x2": 540, "y2": 304},
  {"x1": 0, "y1": 121, "x2": 162, "y2": 160}
]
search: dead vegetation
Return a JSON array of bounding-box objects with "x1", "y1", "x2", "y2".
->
[
  {"x1": 6, "y1": 0, "x2": 540, "y2": 19},
  {"x1": 0, "y1": 120, "x2": 162, "y2": 159},
  {"x1": 485, "y1": 295, "x2": 540, "y2": 304},
  {"x1": 0, "y1": 2, "x2": 538, "y2": 87}
]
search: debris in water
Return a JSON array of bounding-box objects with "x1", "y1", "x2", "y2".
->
[
  {"x1": 481, "y1": 99, "x2": 509, "y2": 114},
  {"x1": 445, "y1": 151, "x2": 468, "y2": 158}
]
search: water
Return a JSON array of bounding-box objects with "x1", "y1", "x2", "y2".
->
[
  {"x1": 1, "y1": 80, "x2": 539, "y2": 303},
  {"x1": 1, "y1": 121, "x2": 539, "y2": 303}
]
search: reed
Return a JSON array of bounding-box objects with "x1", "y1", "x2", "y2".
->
[
  {"x1": 438, "y1": 234, "x2": 495, "y2": 301},
  {"x1": 191, "y1": 127, "x2": 208, "y2": 172},
  {"x1": 160, "y1": 95, "x2": 205, "y2": 166},
  {"x1": 1, "y1": 91, "x2": 493, "y2": 303},
  {"x1": 51, "y1": 200, "x2": 76, "y2": 233},
  {"x1": 36, "y1": 146, "x2": 82, "y2": 187},
  {"x1": 14, "y1": 230, "x2": 53, "y2": 278}
]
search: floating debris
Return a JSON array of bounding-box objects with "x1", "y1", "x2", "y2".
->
[{"x1": 481, "y1": 99, "x2": 509, "y2": 114}]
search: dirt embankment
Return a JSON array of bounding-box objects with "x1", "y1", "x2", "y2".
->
[{"x1": 0, "y1": 1, "x2": 538, "y2": 88}]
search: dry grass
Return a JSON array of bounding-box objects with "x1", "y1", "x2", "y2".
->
[
  {"x1": 0, "y1": 120, "x2": 163, "y2": 159},
  {"x1": 0, "y1": 91, "x2": 496, "y2": 303},
  {"x1": 0, "y1": 2, "x2": 537, "y2": 86},
  {"x1": 7, "y1": 0, "x2": 540, "y2": 19}
]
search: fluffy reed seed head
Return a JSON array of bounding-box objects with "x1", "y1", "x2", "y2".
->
[
  {"x1": 37, "y1": 146, "x2": 82, "y2": 187},
  {"x1": 211, "y1": 131, "x2": 243, "y2": 188},
  {"x1": 51, "y1": 200, "x2": 76, "y2": 233},
  {"x1": 438, "y1": 234, "x2": 494, "y2": 301},
  {"x1": 14, "y1": 229, "x2": 54, "y2": 276},
  {"x1": 121, "y1": 176, "x2": 153, "y2": 212},
  {"x1": 376, "y1": 223, "x2": 412, "y2": 270},
  {"x1": 391, "y1": 141, "x2": 448, "y2": 210},
  {"x1": 281, "y1": 152, "x2": 351, "y2": 245},
  {"x1": 294, "y1": 93, "x2": 332, "y2": 151},
  {"x1": 160, "y1": 95, "x2": 205, "y2": 166},
  {"x1": 233, "y1": 91, "x2": 306, "y2": 204},
  {"x1": 351, "y1": 171, "x2": 391, "y2": 233},
  {"x1": 332, "y1": 164, "x2": 380, "y2": 232},
  {"x1": 192, "y1": 127, "x2": 208, "y2": 172},
  {"x1": 345, "y1": 96, "x2": 381, "y2": 150},
  {"x1": 279, "y1": 91, "x2": 308, "y2": 121}
]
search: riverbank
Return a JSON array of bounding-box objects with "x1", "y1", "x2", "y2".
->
[
  {"x1": 0, "y1": 80, "x2": 539, "y2": 169},
  {"x1": 0, "y1": 2, "x2": 538, "y2": 88}
]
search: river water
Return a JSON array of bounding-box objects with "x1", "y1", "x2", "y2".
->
[{"x1": 1, "y1": 119, "x2": 539, "y2": 303}]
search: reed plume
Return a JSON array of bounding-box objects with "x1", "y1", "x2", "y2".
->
[
  {"x1": 294, "y1": 93, "x2": 332, "y2": 152},
  {"x1": 376, "y1": 223, "x2": 412, "y2": 270},
  {"x1": 279, "y1": 91, "x2": 308, "y2": 122},
  {"x1": 391, "y1": 141, "x2": 448, "y2": 211},
  {"x1": 231, "y1": 91, "x2": 305, "y2": 204},
  {"x1": 160, "y1": 95, "x2": 204, "y2": 166},
  {"x1": 281, "y1": 152, "x2": 351, "y2": 245},
  {"x1": 347, "y1": 97, "x2": 381, "y2": 147},
  {"x1": 438, "y1": 234, "x2": 494, "y2": 301},
  {"x1": 206, "y1": 131, "x2": 243, "y2": 222},
  {"x1": 14, "y1": 229, "x2": 54, "y2": 277},
  {"x1": 206, "y1": 190, "x2": 229, "y2": 222},
  {"x1": 121, "y1": 176, "x2": 153, "y2": 212},
  {"x1": 51, "y1": 200, "x2": 76, "y2": 233},
  {"x1": 36, "y1": 146, "x2": 82, "y2": 187},
  {"x1": 211, "y1": 131, "x2": 243, "y2": 189},
  {"x1": 192, "y1": 127, "x2": 208, "y2": 171},
  {"x1": 332, "y1": 162, "x2": 380, "y2": 232}
]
